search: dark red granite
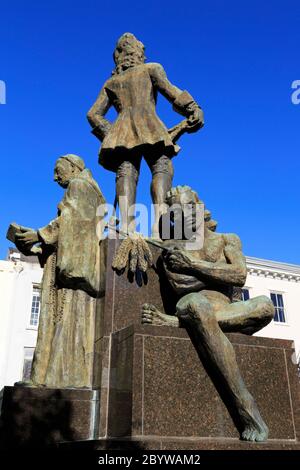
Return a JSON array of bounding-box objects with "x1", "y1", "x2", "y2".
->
[
  {"x1": 0, "y1": 387, "x2": 100, "y2": 449},
  {"x1": 106, "y1": 325, "x2": 300, "y2": 445},
  {"x1": 2, "y1": 239, "x2": 299, "y2": 450},
  {"x1": 59, "y1": 437, "x2": 300, "y2": 450},
  {"x1": 103, "y1": 240, "x2": 176, "y2": 336}
]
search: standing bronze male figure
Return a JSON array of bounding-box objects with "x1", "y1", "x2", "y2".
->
[{"x1": 87, "y1": 33, "x2": 204, "y2": 237}]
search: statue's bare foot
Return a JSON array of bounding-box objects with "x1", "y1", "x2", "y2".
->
[
  {"x1": 240, "y1": 398, "x2": 269, "y2": 442},
  {"x1": 142, "y1": 303, "x2": 179, "y2": 327}
]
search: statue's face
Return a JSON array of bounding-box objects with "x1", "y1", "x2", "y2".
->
[
  {"x1": 167, "y1": 190, "x2": 203, "y2": 233},
  {"x1": 116, "y1": 48, "x2": 143, "y2": 70},
  {"x1": 120, "y1": 51, "x2": 141, "y2": 69},
  {"x1": 54, "y1": 159, "x2": 73, "y2": 188}
]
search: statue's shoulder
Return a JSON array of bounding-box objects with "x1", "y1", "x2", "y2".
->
[
  {"x1": 103, "y1": 75, "x2": 115, "y2": 88},
  {"x1": 222, "y1": 233, "x2": 242, "y2": 249},
  {"x1": 146, "y1": 62, "x2": 166, "y2": 76},
  {"x1": 68, "y1": 171, "x2": 93, "y2": 191},
  {"x1": 65, "y1": 176, "x2": 86, "y2": 198}
]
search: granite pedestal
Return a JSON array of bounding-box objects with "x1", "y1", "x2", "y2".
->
[
  {"x1": 1, "y1": 239, "x2": 300, "y2": 449},
  {"x1": 0, "y1": 387, "x2": 100, "y2": 449},
  {"x1": 102, "y1": 325, "x2": 300, "y2": 449},
  {"x1": 96, "y1": 240, "x2": 300, "y2": 449}
]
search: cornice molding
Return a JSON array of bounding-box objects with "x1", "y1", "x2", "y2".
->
[{"x1": 246, "y1": 256, "x2": 300, "y2": 283}]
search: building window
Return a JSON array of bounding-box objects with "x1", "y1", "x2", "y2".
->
[
  {"x1": 270, "y1": 292, "x2": 286, "y2": 323},
  {"x1": 30, "y1": 285, "x2": 41, "y2": 327},
  {"x1": 242, "y1": 288, "x2": 250, "y2": 301},
  {"x1": 22, "y1": 348, "x2": 34, "y2": 382}
]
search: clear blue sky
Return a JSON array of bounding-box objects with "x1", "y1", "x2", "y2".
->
[{"x1": 0, "y1": 0, "x2": 299, "y2": 263}]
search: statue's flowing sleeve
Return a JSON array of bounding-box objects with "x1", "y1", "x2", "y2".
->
[{"x1": 38, "y1": 219, "x2": 60, "y2": 246}]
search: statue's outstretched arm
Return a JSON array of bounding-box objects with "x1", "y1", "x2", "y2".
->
[
  {"x1": 38, "y1": 218, "x2": 60, "y2": 246},
  {"x1": 87, "y1": 84, "x2": 112, "y2": 141},
  {"x1": 10, "y1": 219, "x2": 59, "y2": 260}
]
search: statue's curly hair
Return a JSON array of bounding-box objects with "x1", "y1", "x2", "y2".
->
[
  {"x1": 165, "y1": 185, "x2": 217, "y2": 231},
  {"x1": 113, "y1": 33, "x2": 145, "y2": 75},
  {"x1": 166, "y1": 185, "x2": 201, "y2": 204}
]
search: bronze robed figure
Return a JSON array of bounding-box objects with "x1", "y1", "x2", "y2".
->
[{"x1": 10, "y1": 155, "x2": 106, "y2": 388}]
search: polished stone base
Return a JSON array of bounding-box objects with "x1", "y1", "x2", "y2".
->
[
  {"x1": 1, "y1": 241, "x2": 299, "y2": 449},
  {"x1": 0, "y1": 386, "x2": 100, "y2": 449},
  {"x1": 59, "y1": 436, "x2": 300, "y2": 450},
  {"x1": 2, "y1": 326, "x2": 298, "y2": 449},
  {"x1": 104, "y1": 325, "x2": 300, "y2": 444}
]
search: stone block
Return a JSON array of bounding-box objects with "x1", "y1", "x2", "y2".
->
[
  {"x1": 103, "y1": 240, "x2": 175, "y2": 336},
  {"x1": 0, "y1": 386, "x2": 100, "y2": 448},
  {"x1": 106, "y1": 325, "x2": 300, "y2": 446}
]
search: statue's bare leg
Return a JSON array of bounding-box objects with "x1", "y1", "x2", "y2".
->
[
  {"x1": 141, "y1": 294, "x2": 274, "y2": 332},
  {"x1": 116, "y1": 160, "x2": 140, "y2": 234},
  {"x1": 141, "y1": 293, "x2": 274, "y2": 440},
  {"x1": 148, "y1": 155, "x2": 174, "y2": 239},
  {"x1": 176, "y1": 292, "x2": 270, "y2": 442},
  {"x1": 216, "y1": 295, "x2": 274, "y2": 334}
]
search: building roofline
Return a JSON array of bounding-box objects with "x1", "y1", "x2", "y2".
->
[
  {"x1": 246, "y1": 256, "x2": 300, "y2": 281},
  {"x1": 7, "y1": 247, "x2": 39, "y2": 264}
]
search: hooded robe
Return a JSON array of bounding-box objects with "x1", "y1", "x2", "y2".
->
[{"x1": 30, "y1": 169, "x2": 106, "y2": 388}]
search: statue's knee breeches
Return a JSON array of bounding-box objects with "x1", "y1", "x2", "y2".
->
[
  {"x1": 147, "y1": 155, "x2": 174, "y2": 178},
  {"x1": 176, "y1": 292, "x2": 211, "y2": 323},
  {"x1": 116, "y1": 159, "x2": 141, "y2": 182}
]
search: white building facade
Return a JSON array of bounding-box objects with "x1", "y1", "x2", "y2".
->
[
  {"x1": 0, "y1": 251, "x2": 299, "y2": 390},
  {"x1": 0, "y1": 250, "x2": 42, "y2": 390},
  {"x1": 246, "y1": 256, "x2": 300, "y2": 365}
]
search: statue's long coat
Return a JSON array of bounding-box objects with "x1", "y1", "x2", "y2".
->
[
  {"x1": 89, "y1": 63, "x2": 198, "y2": 171},
  {"x1": 31, "y1": 169, "x2": 106, "y2": 388}
]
